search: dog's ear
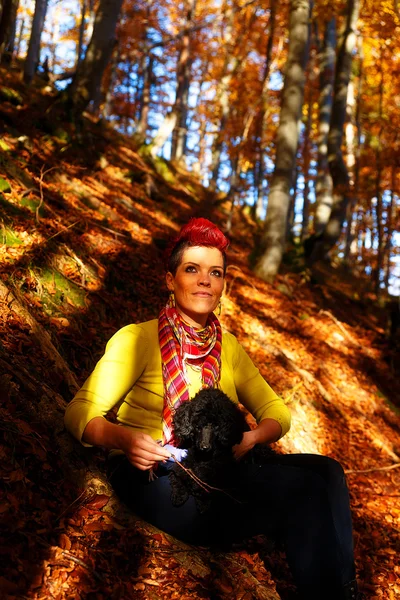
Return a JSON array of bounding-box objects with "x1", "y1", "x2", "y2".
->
[{"x1": 172, "y1": 401, "x2": 193, "y2": 447}]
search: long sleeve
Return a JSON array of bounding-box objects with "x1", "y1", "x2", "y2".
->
[
  {"x1": 64, "y1": 324, "x2": 148, "y2": 445},
  {"x1": 229, "y1": 335, "x2": 291, "y2": 438}
]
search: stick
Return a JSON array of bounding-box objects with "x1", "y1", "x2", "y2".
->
[
  {"x1": 61, "y1": 550, "x2": 103, "y2": 581},
  {"x1": 345, "y1": 463, "x2": 400, "y2": 475},
  {"x1": 173, "y1": 458, "x2": 242, "y2": 503},
  {"x1": 46, "y1": 220, "x2": 81, "y2": 242},
  {"x1": 319, "y1": 310, "x2": 361, "y2": 347},
  {"x1": 55, "y1": 489, "x2": 88, "y2": 522},
  {"x1": 36, "y1": 165, "x2": 57, "y2": 223}
]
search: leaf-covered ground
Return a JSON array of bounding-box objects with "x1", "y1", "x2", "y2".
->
[{"x1": 0, "y1": 69, "x2": 399, "y2": 600}]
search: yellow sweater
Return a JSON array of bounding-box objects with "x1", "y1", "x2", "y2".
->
[{"x1": 64, "y1": 319, "x2": 291, "y2": 447}]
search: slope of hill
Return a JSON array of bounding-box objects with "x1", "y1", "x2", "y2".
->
[{"x1": 0, "y1": 68, "x2": 399, "y2": 600}]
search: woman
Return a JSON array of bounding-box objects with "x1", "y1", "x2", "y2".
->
[{"x1": 65, "y1": 218, "x2": 363, "y2": 600}]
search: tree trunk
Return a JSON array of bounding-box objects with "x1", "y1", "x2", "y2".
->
[
  {"x1": 307, "y1": 0, "x2": 360, "y2": 264},
  {"x1": 209, "y1": 4, "x2": 248, "y2": 190},
  {"x1": 374, "y1": 48, "x2": 384, "y2": 296},
  {"x1": 150, "y1": 0, "x2": 196, "y2": 160},
  {"x1": 286, "y1": 165, "x2": 299, "y2": 240},
  {"x1": 15, "y1": 13, "x2": 23, "y2": 57},
  {"x1": 383, "y1": 167, "x2": 397, "y2": 291},
  {"x1": 313, "y1": 17, "x2": 336, "y2": 234},
  {"x1": 75, "y1": 0, "x2": 87, "y2": 70},
  {"x1": 254, "y1": 0, "x2": 313, "y2": 281},
  {"x1": 300, "y1": 87, "x2": 314, "y2": 242},
  {"x1": 256, "y1": 0, "x2": 278, "y2": 212},
  {"x1": 0, "y1": 0, "x2": 18, "y2": 60},
  {"x1": 101, "y1": 43, "x2": 120, "y2": 119},
  {"x1": 344, "y1": 41, "x2": 363, "y2": 264},
  {"x1": 23, "y1": 0, "x2": 49, "y2": 83},
  {"x1": 137, "y1": 55, "x2": 153, "y2": 141},
  {"x1": 68, "y1": 0, "x2": 124, "y2": 118},
  {"x1": 170, "y1": 0, "x2": 196, "y2": 162}
]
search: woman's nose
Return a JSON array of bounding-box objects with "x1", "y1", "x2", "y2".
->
[{"x1": 198, "y1": 274, "x2": 211, "y2": 286}]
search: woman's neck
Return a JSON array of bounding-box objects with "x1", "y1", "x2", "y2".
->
[{"x1": 176, "y1": 307, "x2": 207, "y2": 329}]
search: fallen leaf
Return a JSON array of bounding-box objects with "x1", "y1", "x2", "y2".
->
[{"x1": 86, "y1": 494, "x2": 110, "y2": 510}]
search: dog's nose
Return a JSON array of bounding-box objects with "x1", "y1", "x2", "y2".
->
[{"x1": 199, "y1": 424, "x2": 213, "y2": 451}]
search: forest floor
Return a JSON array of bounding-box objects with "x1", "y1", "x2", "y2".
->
[{"x1": 0, "y1": 67, "x2": 400, "y2": 600}]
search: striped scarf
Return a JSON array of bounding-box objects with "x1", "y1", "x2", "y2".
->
[{"x1": 158, "y1": 301, "x2": 222, "y2": 445}]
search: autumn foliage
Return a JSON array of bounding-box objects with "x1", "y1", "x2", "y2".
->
[{"x1": 0, "y1": 65, "x2": 399, "y2": 599}]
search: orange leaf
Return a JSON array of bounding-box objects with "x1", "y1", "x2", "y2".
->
[
  {"x1": 59, "y1": 533, "x2": 72, "y2": 550},
  {"x1": 85, "y1": 494, "x2": 110, "y2": 509}
]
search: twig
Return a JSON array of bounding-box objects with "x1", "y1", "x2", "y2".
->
[
  {"x1": 319, "y1": 310, "x2": 361, "y2": 347},
  {"x1": 36, "y1": 165, "x2": 57, "y2": 223},
  {"x1": 173, "y1": 458, "x2": 242, "y2": 503},
  {"x1": 94, "y1": 223, "x2": 129, "y2": 239},
  {"x1": 61, "y1": 550, "x2": 103, "y2": 581},
  {"x1": 345, "y1": 463, "x2": 400, "y2": 475},
  {"x1": 173, "y1": 459, "x2": 212, "y2": 494},
  {"x1": 45, "y1": 220, "x2": 80, "y2": 242},
  {"x1": 21, "y1": 187, "x2": 39, "y2": 198},
  {"x1": 55, "y1": 489, "x2": 89, "y2": 522}
]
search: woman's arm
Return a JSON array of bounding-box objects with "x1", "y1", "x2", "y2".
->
[
  {"x1": 233, "y1": 418, "x2": 282, "y2": 460},
  {"x1": 82, "y1": 417, "x2": 171, "y2": 470}
]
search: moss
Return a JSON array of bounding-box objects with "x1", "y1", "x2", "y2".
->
[
  {"x1": 0, "y1": 195, "x2": 24, "y2": 216},
  {"x1": 53, "y1": 128, "x2": 71, "y2": 143},
  {"x1": 39, "y1": 267, "x2": 86, "y2": 309},
  {"x1": 376, "y1": 390, "x2": 400, "y2": 416},
  {"x1": 20, "y1": 197, "x2": 45, "y2": 216},
  {"x1": 0, "y1": 86, "x2": 23, "y2": 105},
  {"x1": 0, "y1": 139, "x2": 11, "y2": 151},
  {"x1": 0, "y1": 177, "x2": 11, "y2": 193},
  {"x1": 1, "y1": 227, "x2": 23, "y2": 246}
]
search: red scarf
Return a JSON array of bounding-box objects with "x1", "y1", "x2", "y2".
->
[{"x1": 158, "y1": 301, "x2": 222, "y2": 444}]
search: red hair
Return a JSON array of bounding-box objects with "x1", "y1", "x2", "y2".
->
[{"x1": 166, "y1": 218, "x2": 229, "y2": 275}]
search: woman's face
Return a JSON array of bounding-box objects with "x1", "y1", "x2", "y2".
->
[{"x1": 166, "y1": 246, "x2": 225, "y2": 328}]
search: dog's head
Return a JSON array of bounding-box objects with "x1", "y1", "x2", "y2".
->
[{"x1": 172, "y1": 388, "x2": 246, "y2": 457}]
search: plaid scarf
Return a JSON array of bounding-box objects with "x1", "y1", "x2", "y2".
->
[{"x1": 158, "y1": 301, "x2": 222, "y2": 445}]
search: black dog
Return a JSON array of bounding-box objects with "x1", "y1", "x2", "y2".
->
[{"x1": 168, "y1": 388, "x2": 274, "y2": 513}]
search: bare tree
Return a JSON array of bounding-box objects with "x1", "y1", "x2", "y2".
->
[
  {"x1": 254, "y1": 0, "x2": 313, "y2": 281},
  {"x1": 68, "y1": 0, "x2": 124, "y2": 118},
  {"x1": 23, "y1": 0, "x2": 49, "y2": 83},
  {"x1": 149, "y1": 0, "x2": 196, "y2": 160},
  {"x1": 313, "y1": 17, "x2": 336, "y2": 235},
  {"x1": 306, "y1": 0, "x2": 360, "y2": 264},
  {"x1": 0, "y1": 0, "x2": 18, "y2": 60}
]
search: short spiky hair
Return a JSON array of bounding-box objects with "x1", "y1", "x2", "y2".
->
[{"x1": 166, "y1": 218, "x2": 229, "y2": 275}]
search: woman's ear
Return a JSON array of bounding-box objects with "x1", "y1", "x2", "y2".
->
[{"x1": 166, "y1": 272, "x2": 174, "y2": 292}]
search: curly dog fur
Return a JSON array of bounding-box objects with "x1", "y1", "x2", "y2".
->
[{"x1": 168, "y1": 388, "x2": 274, "y2": 513}]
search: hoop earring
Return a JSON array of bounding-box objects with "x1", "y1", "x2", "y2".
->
[
  {"x1": 217, "y1": 300, "x2": 222, "y2": 316},
  {"x1": 169, "y1": 292, "x2": 176, "y2": 308}
]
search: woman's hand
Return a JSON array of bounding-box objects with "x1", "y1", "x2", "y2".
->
[
  {"x1": 121, "y1": 431, "x2": 171, "y2": 470},
  {"x1": 82, "y1": 417, "x2": 171, "y2": 471},
  {"x1": 233, "y1": 430, "x2": 257, "y2": 460},
  {"x1": 232, "y1": 418, "x2": 282, "y2": 460}
]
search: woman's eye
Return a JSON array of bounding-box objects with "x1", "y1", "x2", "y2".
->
[
  {"x1": 212, "y1": 270, "x2": 223, "y2": 277},
  {"x1": 185, "y1": 266, "x2": 197, "y2": 272}
]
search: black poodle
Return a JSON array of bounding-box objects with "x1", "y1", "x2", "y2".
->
[{"x1": 168, "y1": 388, "x2": 274, "y2": 513}]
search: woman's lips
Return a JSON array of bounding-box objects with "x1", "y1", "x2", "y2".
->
[{"x1": 193, "y1": 292, "x2": 212, "y2": 297}]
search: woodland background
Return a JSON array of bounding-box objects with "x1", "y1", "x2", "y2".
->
[
  {"x1": 1, "y1": 0, "x2": 399, "y2": 292},
  {"x1": 0, "y1": 0, "x2": 400, "y2": 599}
]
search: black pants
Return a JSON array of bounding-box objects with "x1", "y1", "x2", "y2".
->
[{"x1": 108, "y1": 453, "x2": 356, "y2": 599}]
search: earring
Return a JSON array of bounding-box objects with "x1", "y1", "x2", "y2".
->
[
  {"x1": 217, "y1": 300, "x2": 222, "y2": 316},
  {"x1": 169, "y1": 292, "x2": 176, "y2": 308}
]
